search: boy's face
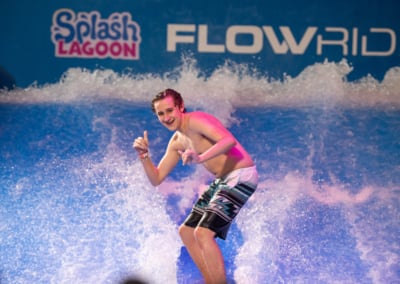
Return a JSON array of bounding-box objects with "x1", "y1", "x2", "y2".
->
[{"x1": 153, "y1": 96, "x2": 184, "y2": 131}]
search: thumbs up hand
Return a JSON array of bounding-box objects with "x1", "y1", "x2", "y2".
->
[{"x1": 133, "y1": 130, "x2": 149, "y2": 159}]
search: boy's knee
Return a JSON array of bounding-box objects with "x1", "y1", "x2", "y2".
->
[
  {"x1": 194, "y1": 227, "x2": 215, "y2": 246},
  {"x1": 179, "y1": 224, "x2": 195, "y2": 241}
]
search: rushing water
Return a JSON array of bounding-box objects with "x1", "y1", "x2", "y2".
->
[{"x1": 0, "y1": 58, "x2": 399, "y2": 283}]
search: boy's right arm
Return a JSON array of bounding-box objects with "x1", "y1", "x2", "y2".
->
[{"x1": 133, "y1": 131, "x2": 180, "y2": 186}]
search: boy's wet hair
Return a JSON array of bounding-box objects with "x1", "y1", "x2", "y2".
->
[{"x1": 151, "y1": 88, "x2": 186, "y2": 113}]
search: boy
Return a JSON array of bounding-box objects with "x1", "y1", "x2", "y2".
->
[{"x1": 133, "y1": 89, "x2": 258, "y2": 283}]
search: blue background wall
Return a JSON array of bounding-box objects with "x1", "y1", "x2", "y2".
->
[
  {"x1": 1, "y1": 0, "x2": 399, "y2": 87},
  {"x1": 1, "y1": 1, "x2": 400, "y2": 283}
]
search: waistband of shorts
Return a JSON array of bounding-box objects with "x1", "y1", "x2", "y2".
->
[
  {"x1": 218, "y1": 166, "x2": 259, "y2": 189},
  {"x1": 221, "y1": 165, "x2": 257, "y2": 179}
]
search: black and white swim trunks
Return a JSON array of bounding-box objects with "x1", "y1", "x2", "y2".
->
[{"x1": 183, "y1": 166, "x2": 258, "y2": 240}]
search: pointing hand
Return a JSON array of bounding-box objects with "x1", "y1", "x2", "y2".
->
[{"x1": 178, "y1": 149, "x2": 200, "y2": 165}]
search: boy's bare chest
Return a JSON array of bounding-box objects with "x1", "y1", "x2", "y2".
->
[{"x1": 178, "y1": 132, "x2": 213, "y2": 153}]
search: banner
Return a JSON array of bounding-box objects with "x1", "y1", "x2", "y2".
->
[{"x1": 0, "y1": 0, "x2": 399, "y2": 87}]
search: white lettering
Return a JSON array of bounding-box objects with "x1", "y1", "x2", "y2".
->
[
  {"x1": 167, "y1": 24, "x2": 195, "y2": 51},
  {"x1": 226, "y1": 25, "x2": 263, "y2": 53},
  {"x1": 198, "y1": 25, "x2": 225, "y2": 52},
  {"x1": 165, "y1": 24, "x2": 398, "y2": 57},
  {"x1": 317, "y1": 27, "x2": 349, "y2": 55},
  {"x1": 262, "y1": 26, "x2": 288, "y2": 53},
  {"x1": 264, "y1": 26, "x2": 317, "y2": 54},
  {"x1": 362, "y1": 28, "x2": 396, "y2": 56},
  {"x1": 352, "y1": 28, "x2": 358, "y2": 55}
]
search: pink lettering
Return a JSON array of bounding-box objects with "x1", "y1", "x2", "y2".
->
[
  {"x1": 57, "y1": 41, "x2": 68, "y2": 55},
  {"x1": 82, "y1": 41, "x2": 94, "y2": 55},
  {"x1": 54, "y1": 40, "x2": 139, "y2": 59},
  {"x1": 110, "y1": 42, "x2": 122, "y2": 56},
  {"x1": 69, "y1": 41, "x2": 82, "y2": 55},
  {"x1": 95, "y1": 41, "x2": 108, "y2": 56},
  {"x1": 123, "y1": 42, "x2": 136, "y2": 57}
]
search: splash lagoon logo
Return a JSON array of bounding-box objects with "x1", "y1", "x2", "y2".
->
[{"x1": 51, "y1": 9, "x2": 141, "y2": 60}]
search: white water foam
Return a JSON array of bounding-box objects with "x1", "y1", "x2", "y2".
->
[
  {"x1": 1, "y1": 57, "x2": 399, "y2": 283},
  {"x1": 1, "y1": 57, "x2": 400, "y2": 110}
]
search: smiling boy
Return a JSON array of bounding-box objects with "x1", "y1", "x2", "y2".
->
[{"x1": 133, "y1": 88, "x2": 258, "y2": 284}]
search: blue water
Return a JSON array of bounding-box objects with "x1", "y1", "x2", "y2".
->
[{"x1": 0, "y1": 60, "x2": 399, "y2": 283}]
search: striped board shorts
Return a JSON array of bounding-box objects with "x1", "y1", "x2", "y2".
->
[{"x1": 183, "y1": 166, "x2": 258, "y2": 240}]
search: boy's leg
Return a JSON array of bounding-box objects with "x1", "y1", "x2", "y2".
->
[
  {"x1": 179, "y1": 225, "x2": 213, "y2": 283},
  {"x1": 194, "y1": 227, "x2": 227, "y2": 284}
]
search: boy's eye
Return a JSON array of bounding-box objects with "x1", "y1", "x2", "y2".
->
[{"x1": 156, "y1": 107, "x2": 175, "y2": 116}]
